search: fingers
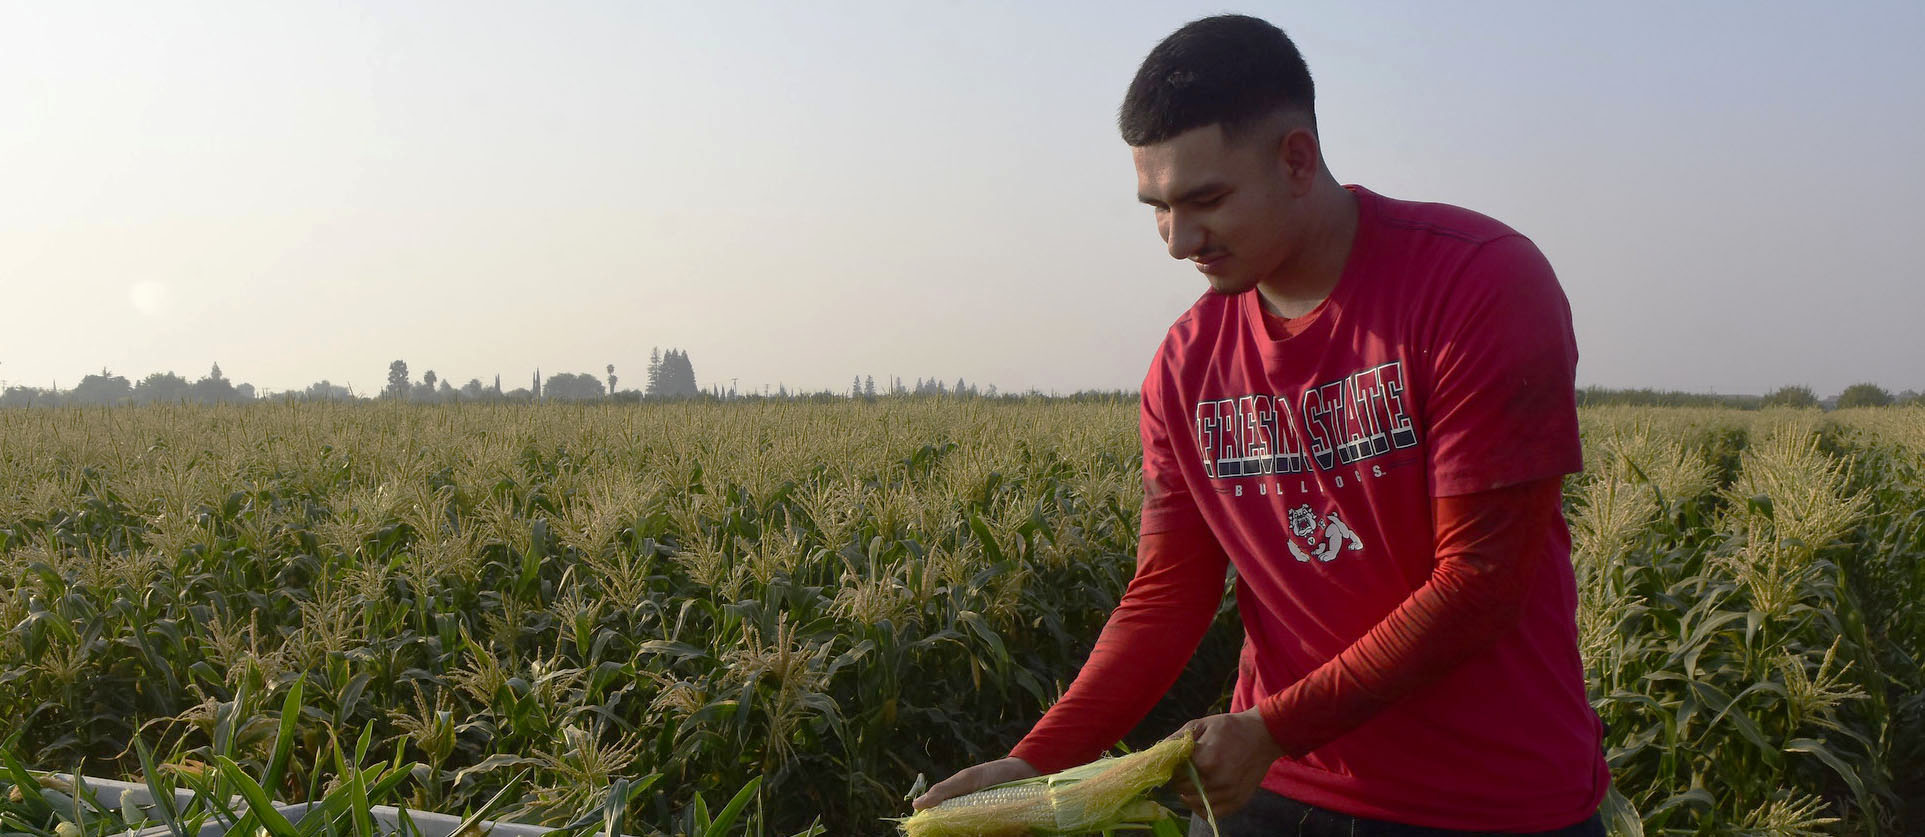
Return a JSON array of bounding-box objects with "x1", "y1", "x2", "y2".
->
[
  {"x1": 1178, "y1": 779, "x2": 1251, "y2": 820},
  {"x1": 1175, "y1": 742, "x2": 1250, "y2": 819},
  {"x1": 1183, "y1": 714, "x2": 1228, "y2": 757},
  {"x1": 912, "y1": 758, "x2": 1038, "y2": 811},
  {"x1": 1175, "y1": 715, "x2": 1218, "y2": 815},
  {"x1": 1168, "y1": 771, "x2": 1196, "y2": 801},
  {"x1": 912, "y1": 767, "x2": 980, "y2": 810}
]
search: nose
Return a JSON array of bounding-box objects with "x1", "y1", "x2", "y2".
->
[{"x1": 1164, "y1": 210, "x2": 1205, "y2": 261}]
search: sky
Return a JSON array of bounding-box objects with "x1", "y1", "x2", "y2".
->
[{"x1": 2, "y1": 1, "x2": 1922, "y2": 398}]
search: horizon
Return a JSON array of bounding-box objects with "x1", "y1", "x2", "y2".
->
[
  {"x1": 4, "y1": 3, "x2": 1922, "y2": 397},
  {"x1": 4, "y1": 361, "x2": 1914, "y2": 405}
]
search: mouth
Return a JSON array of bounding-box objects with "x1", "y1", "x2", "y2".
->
[{"x1": 1193, "y1": 252, "x2": 1229, "y2": 275}]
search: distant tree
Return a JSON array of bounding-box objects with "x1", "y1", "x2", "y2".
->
[
  {"x1": 135, "y1": 372, "x2": 193, "y2": 404},
  {"x1": 544, "y1": 372, "x2": 606, "y2": 401},
  {"x1": 192, "y1": 363, "x2": 239, "y2": 403},
  {"x1": 72, "y1": 369, "x2": 134, "y2": 406},
  {"x1": 492, "y1": 374, "x2": 502, "y2": 395},
  {"x1": 0, "y1": 386, "x2": 56, "y2": 407},
  {"x1": 302, "y1": 380, "x2": 354, "y2": 401},
  {"x1": 461, "y1": 378, "x2": 486, "y2": 400},
  {"x1": 1835, "y1": 383, "x2": 1893, "y2": 408},
  {"x1": 1574, "y1": 386, "x2": 1762, "y2": 409},
  {"x1": 412, "y1": 370, "x2": 441, "y2": 403},
  {"x1": 532, "y1": 369, "x2": 542, "y2": 402},
  {"x1": 385, "y1": 361, "x2": 410, "y2": 400},
  {"x1": 674, "y1": 350, "x2": 698, "y2": 396},
  {"x1": 864, "y1": 375, "x2": 876, "y2": 398},
  {"x1": 853, "y1": 376, "x2": 862, "y2": 398},
  {"x1": 1761, "y1": 385, "x2": 1819, "y2": 409},
  {"x1": 647, "y1": 349, "x2": 699, "y2": 398},
  {"x1": 437, "y1": 380, "x2": 455, "y2": 400},
  {"x1": 1897, "y1": 390, "x2": 1924, "y2": 407}
]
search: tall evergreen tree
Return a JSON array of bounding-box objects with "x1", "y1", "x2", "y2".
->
[
  {"x1": 669, "y1": 350, "x2": 698, "y2": 396},
  {"x1": 385, "y1": 361, "x2": 410, "y2": 400},
  {"x1": 646, "y1": 348, "x2": 699, "y2": 398}
]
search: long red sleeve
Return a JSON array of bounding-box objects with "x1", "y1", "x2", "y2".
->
[
  {"x1": 1007, "y1": 524, "x2": 1229, "y2": 773},
  {"x1": 1254, "y1": 477, "x2": 1560, "y2": 756},
  {"x1": 1009, "y1": 477, "x2": 1561, "y2": 773}
]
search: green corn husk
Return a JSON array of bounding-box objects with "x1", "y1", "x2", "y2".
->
[{"x1": 895, "y1": 732, "x2": 1195, "y2": 836}]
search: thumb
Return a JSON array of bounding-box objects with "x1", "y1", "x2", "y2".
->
[
  {"x1": 1178, "y1": 715, "x2": 1208, "y2": 746},
  {"x1": 1175, "y1": 717, "x2": 1208, "y2": 741}
]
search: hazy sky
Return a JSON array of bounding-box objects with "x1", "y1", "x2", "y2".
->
[{"x1": 3, "y1": 2, "x2": 1921, "y2": 397}]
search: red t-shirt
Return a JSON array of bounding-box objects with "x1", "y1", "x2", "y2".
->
[{"x1": 1135, "y1": 186, "x2": 1606, "y2": 829}]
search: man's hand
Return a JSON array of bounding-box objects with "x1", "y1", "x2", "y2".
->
[
  {"x1": 1169, "y1": 709, "x2": 1285, "y2": 818},
  {"x1": 911, "y1": 757, "x2": 1041, "y2": 810}
]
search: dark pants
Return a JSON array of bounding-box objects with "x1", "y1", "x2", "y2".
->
[{"x1": 1187, "y1": 789, "x2": 1605, "y2": 837}]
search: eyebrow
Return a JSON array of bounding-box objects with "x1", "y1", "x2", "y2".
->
[{"x1": 1138, "y1": 181, "x2": 1229, "y2": 207}]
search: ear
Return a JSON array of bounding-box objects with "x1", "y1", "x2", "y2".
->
[{"x1": 1274, "y1": 126, "x2": 1323, "y2": 195}]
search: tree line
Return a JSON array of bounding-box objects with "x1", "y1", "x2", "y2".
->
[
  {"x1": 6, "y1": 359, "x2": 1916, "y2": 410},
  {"x1": 1575, "y1": 383, "x2": 1924, "y2": 410},
  {"x1": 0, "y1": 350, "x2": 1038, "y2": 407},
  {"x1": 0, "y1": 348, "x2": 702, "y2": 407},
  {"x1": 0, "y1": 364, "x2": 256, "y2": 408}
]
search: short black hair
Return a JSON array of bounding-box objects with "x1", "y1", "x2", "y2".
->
[{"x1": 1118, "y1": 14, "x2": 1316, "y2": 147}]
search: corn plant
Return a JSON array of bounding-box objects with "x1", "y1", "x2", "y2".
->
[{"x1": 3, "y1": 402, "x2": 1921, "y2": 834}]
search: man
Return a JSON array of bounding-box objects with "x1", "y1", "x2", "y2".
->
[{"x1": 912, "y1": 14, "x2": 1610, "y2": 835}]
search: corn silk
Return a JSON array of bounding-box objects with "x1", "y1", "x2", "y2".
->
[{"x1": 895, "y1": 732, "x2": 1199, "y2": 836}]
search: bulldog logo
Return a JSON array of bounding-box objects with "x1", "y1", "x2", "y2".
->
[{"x1": 1286, "y1": 504, "x2": 1365, "y2": 563}]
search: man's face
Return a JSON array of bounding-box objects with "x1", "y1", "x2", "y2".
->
[{"x1": 1132, "y1": 123, "x2": 1301, "y2": 296}]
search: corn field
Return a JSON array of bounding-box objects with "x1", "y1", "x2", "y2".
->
[{"x1": 1, "y1": 402, "x2": 1921, "y2": 835}]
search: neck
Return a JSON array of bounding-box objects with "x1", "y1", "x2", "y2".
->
[{"x1": 1254, "y1": 180, "x2": 1359, "y2": 319}]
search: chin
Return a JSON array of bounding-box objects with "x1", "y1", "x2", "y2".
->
[{"x1": 1204, "y1": 274, "x2": 1259, "y2": 296}]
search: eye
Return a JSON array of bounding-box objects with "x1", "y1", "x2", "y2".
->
[{"x1": 1195, "y1": 193, "x2": 1226, "y2": 208}]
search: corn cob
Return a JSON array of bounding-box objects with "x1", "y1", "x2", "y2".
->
[{"x1": 895, "y1": 732, "x2": 1194, "y2": 836}]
